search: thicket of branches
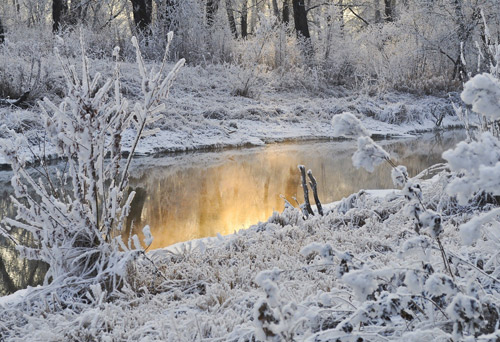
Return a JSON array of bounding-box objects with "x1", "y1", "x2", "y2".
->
[
  {"x1": 1, "y1": 0, "x2": 500, "y2": 97},
  {"x1": 0, "y1": 31, "x2": 184, "y2": 302}
]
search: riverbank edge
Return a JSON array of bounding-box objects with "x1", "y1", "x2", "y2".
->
[{"x1": 0, "y1": 115, "x2": 467, "y2": 171}]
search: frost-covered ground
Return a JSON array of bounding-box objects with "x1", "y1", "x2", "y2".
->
[
  {"x1": 1, "y1": 173, "x2": 498, "y2": 341},
  {"x1": 1, "y1": 58, "x2": 497, "y2": 341},
  {"x1": 0, "y1": 61, "x2": 465, "y2": 165}
]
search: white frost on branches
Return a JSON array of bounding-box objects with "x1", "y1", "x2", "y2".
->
[
  {"x1": 0, "y1": 33, "x2": 185, "y2": 301},
  {"x1": 391, "y1": 165, "x2": 408, "y2": 188},
  {"x1": 331, "y1": 112, "x2": 392, "y2": 174},
  {"x1": 331, "y1": 112, "x2": 370, "y2": 138},
  {"x1": 443, "y1": 132, "x2": 500, "y2": 205},
  {"x1": 352, "y1": 136, "x2": 390, "y2": 173},
  {"x1": 461, "y1": 73, "x2": 500, "y2": 121}
]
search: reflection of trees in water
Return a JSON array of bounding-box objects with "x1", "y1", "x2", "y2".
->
[
  {"x1": 0, "y1": 187, "x2": 49, "y2": 296},
  {"x1": 122, "y1": 132, "x2": 465, "y2": 249},
  {"x1": 0, "y1": 216, "x2": 48, "y2": 296}
]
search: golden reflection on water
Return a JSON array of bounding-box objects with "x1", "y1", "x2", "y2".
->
[
  {"x1": 0, "y1": 132, "x2": 465, "y2": 295},
  {"x1": 126, "y1": 133, "x2": 464, "y2": 249}
]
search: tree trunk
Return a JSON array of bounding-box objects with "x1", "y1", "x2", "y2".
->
[
  {"x1": 338, "y1": 0, "x2": 344, "y2": 36},
  {"x1": 241, "y1": 0, "x2": 248, "y2": 38},
  {"x1": 250, "y1": 0, "x2": 257, "y2": 33},
  {"x1": 452, "y1": 0, "x2": 467, "y2": 81},
  {"x1": 282, "y1": 0, "x2": 290, "y2": 24},
  {"x1": 271, "y1": 0, "x2": 280, "y2": 19},
  {"x1": 0, "y1": 257, "x2": 16, "y2": 295},
  {"x1": 52, "y1": 0, "x2": 67, "y2": 32},
  {"x1": 206, "y1": 0, "x2": 219, "y2": 27},
  {"x1": 0, "y1": 16, "x2": 4, "y2": 44},
  {"x1": 374, "y1": 0, "x2": 381, "y2": 23},
  {"x1": 225, "y1": 0, "x2": 238, "y2": 38},
  {"x1": 292, "y1": 0, "x2": 310, "y2": 39},
  {"x1": 384, "y1": 0, "x2": 393, "y2": 22},
  {"x1": 130, "y1": 0, "x2": 153, "y2": 35}
]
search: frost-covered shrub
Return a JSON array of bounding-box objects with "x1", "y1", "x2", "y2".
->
[
  {"x1": 0, "y1": 31, "x2": 63, "y2": 103},
  {"x1": 253, "y1": 268, "x2": 304, "y2": 342},
  {"x1": 331, "y1": 112, "x2": 369, "y2": 138},
  {"x1": 0, "y1": 33, "x2": 184, "y2": 301},
  {"x1": 443, "y1": 132, "x2": 500, "y2": 205},
  {"x1": 391, "y1": 165, "x2": 408, "y2": 188},
  {"x1": 352, "y1": 136, "x2": 390, "y2": 172},
  {"x1": 461, "y1": 73, "x2": 500, "y2": 121}
]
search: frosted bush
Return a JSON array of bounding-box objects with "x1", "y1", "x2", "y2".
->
[
  {"x1": 443, "y1": 132, "x2": 500, "y2": 204},
  {"x1": 418, "y1": 209, "x2": 443, "y2": 239},
  {"x1": 352, "y1": 136, "x2": 390, "y2": 173},
  {"x1": 424, "y1": 273, "x2": 458, "y2": 301},
  {"x1": 341, "y1": 268, "x2": 377, "y2": 301},
  {"x1": 461, "y1": 73, "x2": 500, "y2": 120},
  {"x1": 391, "y1": 165, "x2": 408, "y2": 188},
  {"x1": 446, "y1": 293, "x2": 483, "y2": 337},
  {"x1": 459, "y1": 208, "x2": 500, "y2": 245},
  {"x1": 331, "y1": 112, "x2": 369, "y2": 138},
  {"x1": 0, "y1": 33, "x2": 185, "y2": 301},
  {"x1": 300, "y1": 242, "x2": 335, "y2": 265},
  {"x1": 402, "y1": 181, "x2": 423, "y2": 201}
]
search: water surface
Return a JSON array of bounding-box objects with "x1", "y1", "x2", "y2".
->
[
  {"x1": 0, "y1": 131, "x2": 465, "y2": 295},
  {"x1": 125, "y1": 131, "x2": 464, "y2": 249}
]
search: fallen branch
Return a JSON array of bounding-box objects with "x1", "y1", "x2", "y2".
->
[
  {"x1": 299, "y1": 165, "x2": 314, "y2": 216},
  {"x1": 307, "y1": 169, "x2": 324, "y2": 216}
]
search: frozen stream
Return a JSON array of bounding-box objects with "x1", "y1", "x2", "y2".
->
[{"x1": 0, "y1": 131, "x2": 465, "y2": 295}]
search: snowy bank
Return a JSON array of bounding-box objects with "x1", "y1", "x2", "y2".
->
[
  {"x1": 0, "y1": 60, "x2": 466, "y2": 166},
  {"x1": 1, "y1": 173, "x2": 498, "y2": 341}
]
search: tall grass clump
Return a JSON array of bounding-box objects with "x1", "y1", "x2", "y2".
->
[{"x1": 0, "y1": 31, "x2": 184, "y2": 303}]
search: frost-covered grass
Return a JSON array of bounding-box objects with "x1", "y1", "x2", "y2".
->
[
  {"x1": 0, "y1": 57, "x2": 465, "y2": 165},
  {"x1": 1, "y1": 18, "x2": 500, "y2": 342},
  {"x1": 1, "y1": 172, "x2": 499, "y2": 341}
]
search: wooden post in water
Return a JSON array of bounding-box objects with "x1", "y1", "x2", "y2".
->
[
  {"x1": 298, "y1": 165, "x2": 314, "y2": 216},
  {"x1": 307, "y1": 170, "x2": 323, "y2": 216}
]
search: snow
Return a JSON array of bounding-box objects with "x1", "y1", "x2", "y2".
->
[
  {"x1": 461, "y1": 73, "x2": 500, "y2": 120},
  {"x1": 1, "y1": 162, "x2": 499, "y2": 340},
  {"x1": 142, "y1": 225, "x2": 153, "y2": 247},
  {"x1": 391, "y1": 165, "x2": 408, "y2": 188},
  {"x1": 0, "y1": 60, "x2": 468, "y2": 167},
  {"x1": 1, "y1": 32, "x2": 500, "y2": 342},
  {"x1": 331, "y1": 112, "x2": 369, "y2": 138},
  {"x1": 352, "y1": 136, "x2": 390, "y2": 172}
]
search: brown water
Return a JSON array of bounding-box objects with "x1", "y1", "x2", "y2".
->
[
  {"x1": 125, "y1": 131, "x2": 464, "y2": 249},
  {"x1": 0, "y1": 131, "x2": 465, "y2": 295}
]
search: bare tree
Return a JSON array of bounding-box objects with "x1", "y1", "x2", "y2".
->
[
  {"x1": 0, "y1": 15, "x2": 4, "y2": 44},
  {"x1": 156, "y1": 0, "x2": 177, "y2": 33},
  {"x1": 225, "y1": 0, "x2": 238, "y2": 38},
  {"x1": 282, "y1": 0, "x2": 290, "y2": 23},
  {"x1": 292, "y1": 0, "x2": 310, "y2": 39},
  {"x1": 52, "y1": 0, "x2": 68, "y2": 32},
  {"x1": 271, "y1": 0, "x2": 280, "y2": 18},
  {"x1": 384, "y1": 0, "x2": 393, "y2": 22},
  {"x1": 241, "y1": 0, "x2": 248, "y2": 38}
]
